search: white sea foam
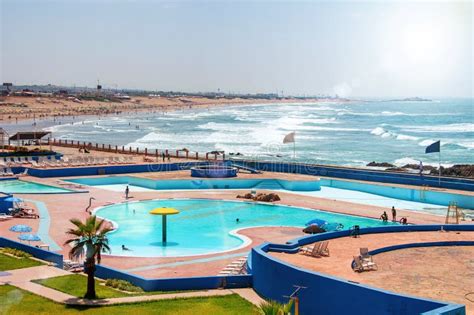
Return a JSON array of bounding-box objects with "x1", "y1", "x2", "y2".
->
[
  {"x1": 418, "y1": 139, "x2": 437, "y2": 147},
  {"x1": 370, "y1": 127, "x2": 386, "y2": 136},
  {"x1": 394, "y1": 157, "x2": 453, "y2": 168},
  {"x1": 381, "y1": 111, "x2": 405, "y2": 116},
  {"x1": 404, "y1": 123, "x2": 474, "y2": 133},
  {"x1": 371, "y1": 126, "x2": 419, "y2": 141},
  {"x1": 395, "y1": 134, "x2": 419, "y2": 141}
]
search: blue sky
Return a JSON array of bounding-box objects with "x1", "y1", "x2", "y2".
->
[{"x1": 1, "y1": 0, "x2": 472, "y2": 97}]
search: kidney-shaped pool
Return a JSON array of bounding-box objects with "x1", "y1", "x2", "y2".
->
[{"x1": 94, "y1": 199, "x2": 396, "y2": 257}]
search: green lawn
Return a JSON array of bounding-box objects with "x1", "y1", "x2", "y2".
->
[
  {"x1": 0, "y1": 285, "x2": 259, "y2": 315},
  {"x1": 33, "y1": 274, "x2": 131, "y2": 299},
  {"x1": 0, "y1": 253, "x2": 43, "y2": 271},
  {"x1": 33, "y1": 274, "x2": 187, "y2": 299}
]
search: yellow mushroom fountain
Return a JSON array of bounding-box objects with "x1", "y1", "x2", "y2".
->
[{"x1": 149, "y1": 207, "x2": 180, "y2": 244}]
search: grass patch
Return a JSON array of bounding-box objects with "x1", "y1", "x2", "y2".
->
[
  {"x1": 105, "y1": 279, "x2": 143, "y2": 293},
  {"x1": 33, "y1": 275, "x2": 195, "y2": 298},
  {"x1": 0, "y1": 253, "x2": 43, "y2": 271},
  {"x1": 33, "y1": 275, "x2": 187, "y2": 298},
  {"x1": 33, "y1": 274, "x2": 131, "y2": 299},
  {"x1": 0, "y1": 285, "x2": 259, "y2": 314},
  {"x1": 2, "y1": 248, "x2": 32, "y2": 258}
]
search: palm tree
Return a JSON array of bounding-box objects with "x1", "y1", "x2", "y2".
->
[{"x1": 64, "y1": 215, "x2": 112, "y2": 299}]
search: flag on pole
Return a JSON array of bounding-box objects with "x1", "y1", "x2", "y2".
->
[
  {"x1": 425, "y1": 140, "x2": 440, "y2": 154},
  {"x1": 283, "y1": 132, "x2": 295, "y2": 144}
]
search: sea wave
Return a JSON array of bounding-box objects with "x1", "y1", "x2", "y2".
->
[
  {"x1": 371, "y1": 126, "x2": 421, "y2": 142},
  {"x1": 395, "y1": 134, "x2": 420, "y2": 141},
  {"x1": 404, "y1": 123, "x2": 474, "y2": 133},
  {"x1": 394, "y1": 157, "x2": 454, "y2": 168},
  {"x1": 418, "y1": 139, "x2": 437, "y2": 147},
  {"x1": 339, "y1": 111, "x2": 449, "y2": 117}
]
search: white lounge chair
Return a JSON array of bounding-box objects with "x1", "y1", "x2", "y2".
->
[
  {"x1": 300, "y1": 242, "x2": 322, "y2": 256},
  {"x1": 318, "y1": 241, "x2": 330, "y2": 257},
  {"x1": 0, "y1": 213, "x2": 13, "y2": 221},
  {"x1": 5, "y1": 168, "x2": 14, "y2": 176},
  {"x1": 353, "y1": 255, "x2": 378, "y2": 272}
]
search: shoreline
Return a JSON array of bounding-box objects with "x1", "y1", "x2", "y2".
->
[{"x1": 0, "y1": 95, "x2": 350, "y2": 124}]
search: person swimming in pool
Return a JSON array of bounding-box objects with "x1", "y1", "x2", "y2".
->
[
  {"x1": 122, "y1": 245, "x2": 131, "y2": 251},
  {"x1": 236, "y1": 218, "x2": 240, "y2": 223}
]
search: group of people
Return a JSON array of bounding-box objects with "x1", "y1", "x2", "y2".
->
[
  {"x1": 161, "y1": 152, "x2": 171, "y2": 162},
  {"x1": 380, "y1": 206, "x2": 408, "y2": 225}
]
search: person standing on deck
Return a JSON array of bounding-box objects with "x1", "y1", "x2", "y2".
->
[
  {"x1": 162, "y1": 152, "x2": 165, "y2": 162},
  {"x1": 391, "y1": 206, "x2": 397, "y2": 222},
  {"x1": 125, "y1": 185, "x2": 129, "y2": 200}
]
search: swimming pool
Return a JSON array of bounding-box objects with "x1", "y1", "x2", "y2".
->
[
  {"x1": 94, "y1": 199, "x2": 396, "y2": 257},
  {"x1": 0, "y1": 179, "x2": 74, "y2": 194},
  {"x1": 66, "y1": 176, "x2": 474, "y2": 214}
]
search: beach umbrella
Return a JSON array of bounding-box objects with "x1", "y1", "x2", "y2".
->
[
  {"x1": 9, "y1": 224, "x2": 32, "y2": 232},
  {"x1": 303, "y1": 225, "x2": 326, "y2": 234},
  {"x1": 149, "y1": 207, "x2": 180, "y2": 244},
  {"x1": 321, "y1": 222, "x2": 344, "y2": 231},
  {"x1": 4, "y1": 197, "x2": 23, "y2": 203},
  {"x1": 305, "y1": 218, "x2": 327, "y2": 227},
  {"x1": 18, "y1": 234, "x2": 41, "y2": 243}
]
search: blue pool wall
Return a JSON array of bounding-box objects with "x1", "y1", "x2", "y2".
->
[
  {"x1": 66, "y1": 175, "x2": 472, "y2": 209},
  {"x1": 6, "y1": 160, "x2": 473, "y2": 193},
  {"x1": 94, "y1": 264, "x2": 252, "y2": 291},
  {"x1": 250, "y1": 224, "x2": 473, "y2": 315},
  {"x1": 1, "y1": 225, "x2": 472, "y2": 314},
  {"x1": 191, "y1": 166, "x2": 238, "y2": 178},
  {"x1": 0, "y1": 237, "x2": 63, "y2": 268},
  {"x1": 0, "y1": 194, "x2": 13, "y2": 214},
  {"x1": 23, "y1": 162, "x2": 208, "y2": 178},
  {"x1": 230, "y1": 160, "x2": 474, "y2": 191},
  {"x1": 251, "y1": 244, "x2": 463, "y2": 315},
  {"x1": 321, "y1": 178, "x2": 473, "y2": 210},
  {"x1": 67, "y1": 176, "x2": 321, "y2": 192}
]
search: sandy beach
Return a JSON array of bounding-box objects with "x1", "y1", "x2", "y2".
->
[{"x1": 0, "y1": 94, "x2": 344, "y2": 123}]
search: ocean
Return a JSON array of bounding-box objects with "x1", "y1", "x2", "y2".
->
[{"x1": 3, "y1": 98, "x2": 473, "y2": 167}]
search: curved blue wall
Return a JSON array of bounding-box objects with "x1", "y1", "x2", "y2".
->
[{"x1": 251, "y1": 225, "x2": 472, "y2": 315}]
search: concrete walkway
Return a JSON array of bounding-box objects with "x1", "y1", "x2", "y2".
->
[{"x1": 0, "y1": 265, "x2": 263, "y2": 307}]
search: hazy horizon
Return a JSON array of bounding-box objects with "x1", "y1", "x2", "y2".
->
[{"x1": 1, "y1": 1, "x2": 472, "y2": 98}]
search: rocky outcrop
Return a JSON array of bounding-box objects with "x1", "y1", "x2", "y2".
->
[
  {"x1": 437, "y1": 165, "x2": 474, "y2": 178},
  {"x1": 237, "y1": 192, "x2": 281, "y2": 202},
  {"x1": 401, "y1": 164, "x2": 437, "y2": 171},
  {"x1": 366, "y1": 161, "x2": 395, "y2": 168},
  {"x1": 381, "y1": 163, "x2": 474, "y2": 178}
]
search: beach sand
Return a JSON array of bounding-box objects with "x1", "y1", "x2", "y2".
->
[{"x1": 0, "y1": 95, "x2": 343, "y2": 123}]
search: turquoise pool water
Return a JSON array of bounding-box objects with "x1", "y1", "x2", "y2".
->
[
  {"x1": 66, "y1": 176, "x2": 474, "y2": 214},
  {"x1": 95, "y1": 199, "x2": 396, "y2": 257},
  {"x1": 0, "y1": 180, "x2": 73, "y2": 194}
]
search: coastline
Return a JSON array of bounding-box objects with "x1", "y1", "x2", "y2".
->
[{"x1": 0, "y1": 95, "x2": 350, "y2": 124}]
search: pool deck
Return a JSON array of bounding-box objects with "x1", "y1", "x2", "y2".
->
[
  {"x1": 271, "y1": 231, "x2": 474, "y2": 313},
  {"x1": 0, "y1": 171, "x2": 473, "y2": 280}
]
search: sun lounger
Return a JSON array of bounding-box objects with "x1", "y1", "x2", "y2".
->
[
  {"x1": 353, "y1": 255, "x2": 378, "y2": 272},
  {"x1": 0, "y1": 213, "x2": 13, "y2": 221},
  {"x1": 4, "y1": 168, "x2": 14, "y2": 176},
  {"x1": 360, "y1": 248, "x2": 371, "y2": 261},
  {"x1": 317, "y1": 241, "x2": 330, "y2": 257},
  {"x1": 300, "y1": 242, "x2": 322, "y2": 257},
  {"x1": 63, "y1": 259, "x2": 84, "y2": 271}
]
